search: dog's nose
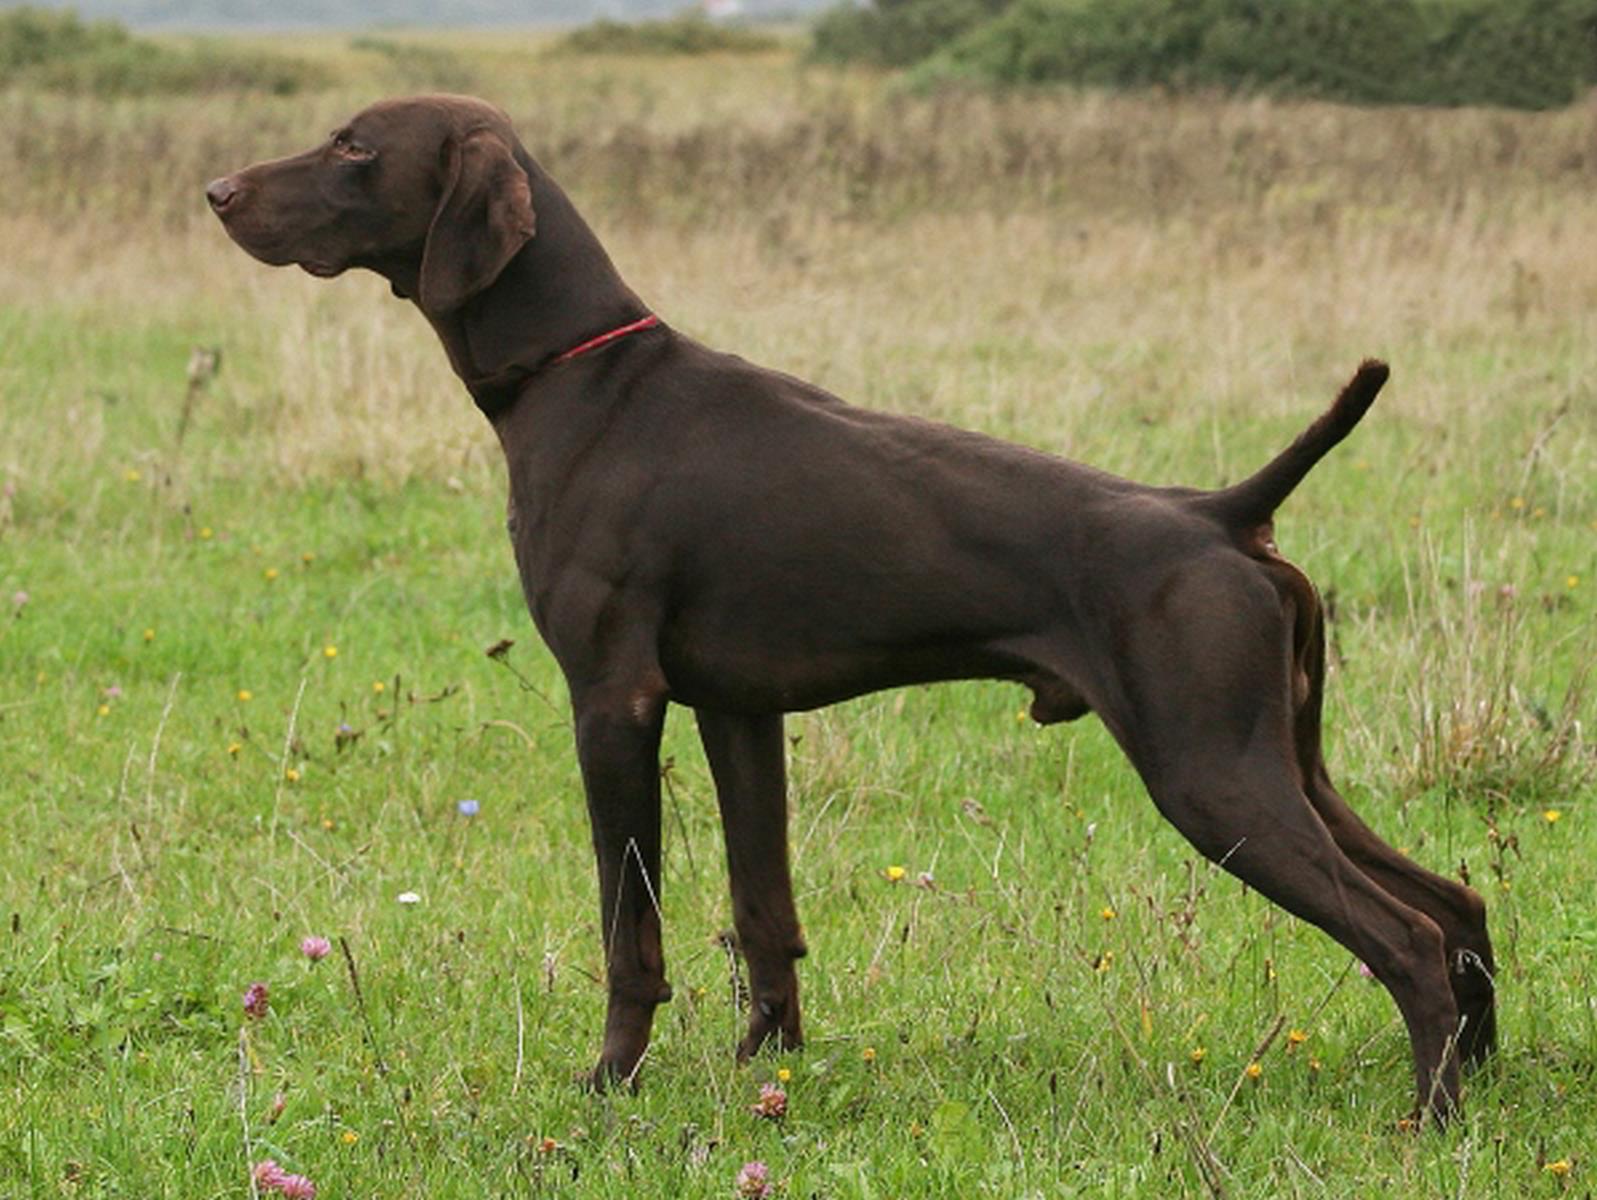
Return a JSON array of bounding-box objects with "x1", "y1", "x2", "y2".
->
[{"x1": 206, "y1": 176, "x2": 240, "y2": 213}]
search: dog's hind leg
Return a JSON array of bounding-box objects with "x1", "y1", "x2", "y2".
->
[
  {"x1": 1276, "y1": 560, "x2": 1497, "y2": 1067},
  {"x1": 1302, "y1": 768, "x2": 1496, "y2": 1068},
  {"x1": 1146, "y1": 746, "x2": 1463, "y2": 1122},
  {"x1": 696, "y1": 708, "x2": 808, "y2": 1059},
  {"x1": 1120, "y1": 563, "x2": 1461, "y2": 1122}
]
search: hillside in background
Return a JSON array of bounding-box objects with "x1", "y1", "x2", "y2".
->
[{"x1": 5, "y1": 0, "x2": 831, "y2": 28}]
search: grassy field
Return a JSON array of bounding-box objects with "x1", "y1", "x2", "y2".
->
[{"x1": 2, "y1": 31, "x2": 1595, "y2": 1199}]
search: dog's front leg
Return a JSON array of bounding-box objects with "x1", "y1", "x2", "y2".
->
[
  {"x1": 573, "y1": 682, "x2": 672, "y2": 1089},
  {"x1": 696, "y1": 708, "x2": 807, "y2": 1059}
]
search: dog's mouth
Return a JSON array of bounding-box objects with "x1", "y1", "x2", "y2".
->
[{"x1": 208, "y1": 198, "x2": 347, "y2": 280}]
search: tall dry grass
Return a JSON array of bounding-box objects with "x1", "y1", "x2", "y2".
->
[
  {"x1": 5, "y1": 51, "x2": 1595, "y2": 228},
  {"x1": 4, "y1": 44, "x2": 1595, "y2": 480}
]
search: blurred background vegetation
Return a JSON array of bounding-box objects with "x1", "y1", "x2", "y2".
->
[
  {"x1": 7, "y1": 1, "x2": 1596, "y2": 110},
  {"x1": 812, "y1": 0, "x2": 1597, "y2": 110},
  {"x1": 0, "y1": 5, "x2": 322, "y2": 93}
]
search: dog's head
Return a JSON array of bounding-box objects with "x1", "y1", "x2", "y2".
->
[{"x1": 206, "y1": 94, "x2": 536, "y2": 314}]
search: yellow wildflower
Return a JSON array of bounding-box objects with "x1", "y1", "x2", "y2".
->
[
  {"x1": 1545, "y1": 1160, "x2": 1572, "y2": 1177},
  {"x1": 884, "y1": 865, "x2": 906, "y2": 882},
  {"x1": 1544, "y1": 809, "x2": 1563, "y2": 824},
  {"x1": 1245, "y1": 1061, "x2": 1262, "y2": 1079}
]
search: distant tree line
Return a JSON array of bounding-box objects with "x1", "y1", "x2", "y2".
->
[
  {"x1": 0, "y1": 5, "x2": 322, "y2": 92},
  {"x1": 7, "y1": 0, "x2": 833, "y2": 28},
  {"x1": 812, "y1": 0, "x2": 1597, "y2": 111},
  {"x1": 0, "y1": 5, "x2": 775, "y2": 95}
]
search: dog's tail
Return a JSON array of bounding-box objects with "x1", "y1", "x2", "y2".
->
[{"x1": 1196, "y1": 360, "x2": 1388, "y2": 529}]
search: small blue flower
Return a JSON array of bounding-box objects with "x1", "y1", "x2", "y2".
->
[{"x1": 457, "y1": 799, "x2": 480, "y2": 817}]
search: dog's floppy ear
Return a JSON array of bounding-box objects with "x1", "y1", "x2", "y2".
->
[{"x1": 418, "y1": 127, "x2": 536, "y2": 314}]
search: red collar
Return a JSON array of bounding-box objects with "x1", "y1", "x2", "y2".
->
[
  {"x1": 552, "y1": 313, "x2": 661, "y2": 365},
  {"x1": 466, "y1": 313, "x2": 663, "y2": 419}
]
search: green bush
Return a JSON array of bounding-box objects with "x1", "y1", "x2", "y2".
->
[
  {"x1": 0, "y1": 5, "x2": 324, "y2": 96},
  {"x1": 811, "y1": 0, "x2": 1011, "y2": 68},
  {"x1": 914, "y1": 0, "x2": 1432, "y2": 102},
  {"x1": 558, "y1": 12, "x2": 780, "y2": 56},
  {"x1": 814, "y1": 0, "x2": 1597, "y2": 110},
  {"x1": 0, "y1": 5, "x2": 130, "y2": 72},
  {"x1": 1419, "y1": 0, "x2": 1597, "y2": 109},
  {"x1": 1186, "y1": 0, "x2": 1433, "y2": 103}
]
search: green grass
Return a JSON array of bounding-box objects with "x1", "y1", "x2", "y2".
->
[
  {"x1": 5, "y1": 295, "x2": 1593, "y2": 1200},
  {"x1": 2, "y1": 38, "x2": 1596, "y2": 1198}
]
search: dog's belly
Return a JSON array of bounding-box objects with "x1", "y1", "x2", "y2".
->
[
  {"x1": 656, "y1": 597, "x2": 1096, "y2": 722},
  {"x1": 658, "y1": 633, "x2": 1013, "y2": 713}
]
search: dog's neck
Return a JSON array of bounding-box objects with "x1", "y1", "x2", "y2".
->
[{"x1": 404, "y1": 156, "x2": 652, "y2": 417}]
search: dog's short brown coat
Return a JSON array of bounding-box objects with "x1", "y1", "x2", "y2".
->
[{"x1": 210, "y1": 94, "x2": 1495, "y2": 1122}]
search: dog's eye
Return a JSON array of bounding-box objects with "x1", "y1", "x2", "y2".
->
[{"x1": 330, "y1": 130, "x2": 377, "y2": 164}]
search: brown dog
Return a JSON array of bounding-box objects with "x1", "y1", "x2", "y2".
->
[{"x1": 208, "y1": 94, "x2": 1494, "y2": 1122}]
